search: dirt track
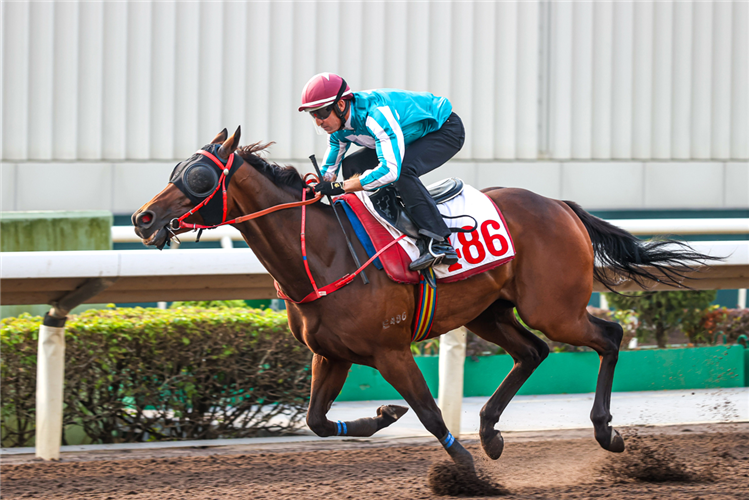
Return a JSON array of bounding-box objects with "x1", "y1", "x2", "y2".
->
[{"x1": 2, "y1": 423, "x2": 748, "y2": 499}]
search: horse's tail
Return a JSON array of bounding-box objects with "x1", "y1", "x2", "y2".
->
[{"x1": 563, "y1": 201, "x2": 721, "y2": 292}]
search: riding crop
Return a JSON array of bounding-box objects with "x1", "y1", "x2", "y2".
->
[{"x1": 309, "y1": 155, "x2": 369, "y2": 286}]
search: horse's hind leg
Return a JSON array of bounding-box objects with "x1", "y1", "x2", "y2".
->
[
  {"x1": 306, "y1": 353, "x2": 408, "y2": 438},
  {"x1": 376, "y1": 349, "x2": 475, "y2": 471},
  {"x1": 528, "y1": 309, "x2": 625, "y2": 453},
  {"x1": 465, "y1": 300, "x2": 550, "y2": 460},
  {"x1": 586, "y1": 314, "x2": 625, "y2": 452}
]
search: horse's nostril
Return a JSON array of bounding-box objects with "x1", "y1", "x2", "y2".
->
[{"x1": 136, "y1": 211, "x2": 155, "y2": 228}]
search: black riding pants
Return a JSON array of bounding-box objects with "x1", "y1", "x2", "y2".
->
[{"x1": 341, "y1": 112, "x2": 465, "y2": 241}]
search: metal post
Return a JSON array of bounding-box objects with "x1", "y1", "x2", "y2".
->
[
  {"x1": 739, "y1": 289, "x2": 747, "y2": 309},
  {"x1": 438, "y1": 327, "x2": 467, "y2": 438}
]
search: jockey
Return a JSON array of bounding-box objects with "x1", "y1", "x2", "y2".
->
[{"x1": 299, "y1": 72, "x2": 465, "y2": 271}]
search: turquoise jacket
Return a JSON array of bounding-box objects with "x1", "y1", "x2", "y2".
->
[{"x1": 320, "y1": 89, "x2": 453, "y2": 189}]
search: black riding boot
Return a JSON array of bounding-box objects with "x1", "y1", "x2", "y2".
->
[{"x1": 409, "y1": 233, "x2": 459, "y2": 271}]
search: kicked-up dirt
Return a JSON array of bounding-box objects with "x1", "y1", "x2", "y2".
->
[{"x1": 1, "y1": 423, "x2": 748, "y2": 499}]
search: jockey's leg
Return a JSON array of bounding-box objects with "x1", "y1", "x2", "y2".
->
[
  {"x1": 306, "y1": 353, "x2": 408, "y2": 438},
  {"x1": 397, "y1": 113, "x2": 466, "y2": 270}
]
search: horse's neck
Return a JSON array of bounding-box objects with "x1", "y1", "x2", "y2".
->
[{"x1": 231, "y1": 167, "x2": 346, "y2": 299}]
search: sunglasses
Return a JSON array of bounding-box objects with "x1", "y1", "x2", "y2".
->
[{"x1": 309, "y1": 105, "x2": 334, "y2": 120}]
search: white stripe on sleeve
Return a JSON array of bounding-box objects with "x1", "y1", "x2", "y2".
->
[
  {"x1": 363, "y1": 116, "x2": 400, "y2": 188},
  {"x1": 377, "y1": 106, "x2": 405, "y2": 162}
]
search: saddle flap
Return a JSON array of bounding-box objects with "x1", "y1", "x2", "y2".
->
[{"x1": 368, "y1": 186, "x2": 420, "y2": 239}]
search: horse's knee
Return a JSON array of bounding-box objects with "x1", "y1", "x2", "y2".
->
[{"x1": 306, "y1": 413, "x2": 334, "y2": 437}]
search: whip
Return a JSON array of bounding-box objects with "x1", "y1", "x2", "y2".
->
[{"x1": 309, "y1": 155, "x2": 369, "y2": 285}]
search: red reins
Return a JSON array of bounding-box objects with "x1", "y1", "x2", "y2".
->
[
  {"x1": 275, "y1": 188, "x2": 407, "y2": 303},
  {"x1": 171, "y1": 149, "x2": 400, "y2": 303}
]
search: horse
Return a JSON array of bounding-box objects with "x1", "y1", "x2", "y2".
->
[{"x1": 133, "y1": 127, "x2": 713, "y2": 472}]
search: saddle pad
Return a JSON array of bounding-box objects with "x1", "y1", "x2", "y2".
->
[{"x1": 340, "y1": 184, "x2": 516, "y2": 284}]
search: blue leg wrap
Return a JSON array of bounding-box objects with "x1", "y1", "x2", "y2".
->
[
  {"x1": 336, "y1": 420, "x2": 347, "y2": 436},
  {"x1": 440, "y1": 432, "x2": 455, "y2": 449}
]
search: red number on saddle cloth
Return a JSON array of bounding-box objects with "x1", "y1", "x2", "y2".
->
[
  {"x1": 447, "y1": 220, "x2": 509, "y2": 272},
  {"x1": 457, "y1": 227, "x2": 486, "y2": 264},
  {"x1": 481, "y1": 219, "x2": 509, "y2": 256}
]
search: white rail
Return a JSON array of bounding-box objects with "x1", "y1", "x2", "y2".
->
[
  {"x1": 111, "y1": 218, "x2": 749, "y2": 246},
  {"x1": 611, "y1": 218, "x2": 749, "y2": 236}
]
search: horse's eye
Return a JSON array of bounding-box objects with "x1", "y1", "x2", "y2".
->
[{"x1": 183, "y1": 164, "x2": 218, "y2": 197}]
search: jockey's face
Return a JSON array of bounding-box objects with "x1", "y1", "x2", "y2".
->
[{"x1": 314, "y1": 100, "x2": 348, "y2": 134}]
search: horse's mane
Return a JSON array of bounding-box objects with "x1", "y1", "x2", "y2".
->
[{"x1": 236, "y1": 142, "x2": 306, "y2": 191}]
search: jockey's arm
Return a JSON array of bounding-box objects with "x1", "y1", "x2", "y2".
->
[
  {"x1": 343, "y1": 177, "x2": 363, "y2": 193},
  {"x1": 320, "y1": 137, "x2": 350, "y2": 182},
  {"x1": 356, "y1": 108, "x2": 405, "y2": 192}
]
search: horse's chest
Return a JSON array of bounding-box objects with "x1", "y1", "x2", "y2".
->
[{"x1": 286, "y1": 308, "x2": 322, "y2": 353}]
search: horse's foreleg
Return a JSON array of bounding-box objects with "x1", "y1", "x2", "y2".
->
[
  {"x1": 466, "y1": 301, "x2": 550, "y2": 460},
  {"x1": 586, "y1": 314, "x2": 625, "y2": 453},
  {"x1": 376, "y1": 350, "x2": 475, "y2": 472},
  {"x1": 306, "y1": 353, "x2": 408, "y2": 438}
]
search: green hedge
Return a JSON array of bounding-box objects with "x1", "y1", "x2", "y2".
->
[{"x1": 1, "y1": 307, "x2": 312, "y2": 447}]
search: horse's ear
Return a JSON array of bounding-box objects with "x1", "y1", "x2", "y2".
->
[
  {"x1": 211, "y1": 128, "x2": 228, "y2": 145},
  {"x1": 218, "y1": 126, "x2": 241, "y2": 160}
]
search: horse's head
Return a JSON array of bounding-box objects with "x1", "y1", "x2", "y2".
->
[{"x1": 132, "y1": 127, "x2": 242, "y2": 249}]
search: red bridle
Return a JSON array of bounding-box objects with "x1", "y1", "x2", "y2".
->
[
  {"x1": 169, "y1": 149, "x2": 323, "y2": 232},
  {"x1": 168, "y1": 148, "x2": 404, "y2": 303}
]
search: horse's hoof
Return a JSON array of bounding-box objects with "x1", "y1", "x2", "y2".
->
[
  {"x1": 377, "y1": 405, "x2": 408, "y2": 424},
  {"x1": 608, "y1": 428, "x2": 625, "y2": 453},
  {"x1": 449, "y1": 446, "x2": 476, "y2": 474},
  {"x1": 480, "y1": 428, "x2": 505, "y2": 460}
]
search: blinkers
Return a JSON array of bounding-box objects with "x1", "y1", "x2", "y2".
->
[{"x1": 169, "y1": 144, "x2": 240, "y2": 225}]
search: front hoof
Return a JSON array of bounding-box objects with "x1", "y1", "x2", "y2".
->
[
  {"x1": 448, "y1": 445, "x2": 476, "y2": 474},
  {"x1": 377, "y1": 405, "x2": 408, "y2": 424},
  {"x1": 480, "y1": 428, "x2": 505, "y2": 460},
  {"x1": 597, "y1": 427, "x2": 625, "y2": 453},
  {"x1": 608, "y1": 428, "x2": 625, "y2": 453}
]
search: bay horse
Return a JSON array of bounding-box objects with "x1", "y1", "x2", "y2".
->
[{"x1": 133, "y1": 127, "x2": 712, "y2": 472}]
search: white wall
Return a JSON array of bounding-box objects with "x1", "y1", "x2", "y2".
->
[
  {"x1": 1, "y1": 1, "x2": 747, "y2": 213},
  {"x1": 3, "y1": 0, "x2": 747, "y2": 164},
  {"x1": 1, "y1": 159, "x2": 746, "y2": 213}
]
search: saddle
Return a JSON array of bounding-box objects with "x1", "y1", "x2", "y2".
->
[{"x1": 368, "y1": 178, "x2": 464, "y2": 239}]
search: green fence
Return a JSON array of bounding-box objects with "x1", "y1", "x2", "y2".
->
[{"x1": 338, "y1": 345, "x2": 747, "y2": 402}]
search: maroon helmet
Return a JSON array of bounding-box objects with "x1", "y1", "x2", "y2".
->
[{"x1": 298, "y1": 73, "x2": 352, "y2": 112}]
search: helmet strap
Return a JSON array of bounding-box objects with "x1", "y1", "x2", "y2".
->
[
  {"x1": 331, "y1": 78, "x2": 349, "y2": 131},
  {"x1": 335, "y1": 99, "x2": 351, "y2": 131}
]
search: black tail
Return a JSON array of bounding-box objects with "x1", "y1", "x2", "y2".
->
[{"x1": 563, "y1": 201, "x2": 722, "y2": 292}]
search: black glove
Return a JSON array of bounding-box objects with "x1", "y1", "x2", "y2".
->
[{"x1": 314, "y1": 181, "x2": 345, "y2": 196}]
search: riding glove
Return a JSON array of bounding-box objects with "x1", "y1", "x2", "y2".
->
[{"x1": 314, "y1": 181, "x2": 345, "y2": 196}]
